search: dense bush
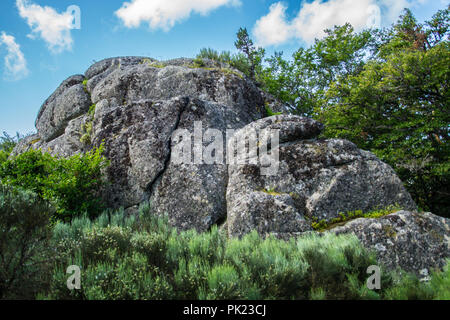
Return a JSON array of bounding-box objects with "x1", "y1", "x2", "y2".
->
[
  {"x1": 41, "y1": 203, "x2": 450, "y2": 300},
  {"x1": 383, "y1": 262, "x2": 450, "y2": 300},
  {"x1": 0, "y1": 185, "x2": 53, "y2": 299},
  {"x1": 0, "y1": 195, "x2": 448, "y2": 300},
  {"x1": 0, "y1": 145, "x2": 109, "y2": 221},
  {"x1": 0, "y1": 132, "x2": 23, "y2": 165}
]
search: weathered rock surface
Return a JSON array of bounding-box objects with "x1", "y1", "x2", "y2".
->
[
  {"x1": 12, "y1": 56, "x2": 450, "y2": 274},
  {"x1": 36, "y1": 75, "x2": 91, "y2": 142},
  {"x1": 226, "y1": 116, "x2": 417, "y2": 238},
  {"x1": 15, "y1": 57, "x2": 273, "y2": 231},
  {"x1": 331, "y1": 211, "x2": 450, "y2": 276}
]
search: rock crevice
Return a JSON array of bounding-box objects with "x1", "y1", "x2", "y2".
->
[{"x1": 146, "y1": 97, "x2": 189, "y2": 198}]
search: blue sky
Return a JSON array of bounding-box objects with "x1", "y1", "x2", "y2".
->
[{"x1": 0, "y1": 0, "x2": 448, "y2": 135}]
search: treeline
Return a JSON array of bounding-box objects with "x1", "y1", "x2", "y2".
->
[{"x1": 197, "y1": 7, "x2": 450, "y2": 218}]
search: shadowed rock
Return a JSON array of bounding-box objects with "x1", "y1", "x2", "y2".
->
[{"x1": 331, "y1": 211, "x2": 450, "y2": 276}]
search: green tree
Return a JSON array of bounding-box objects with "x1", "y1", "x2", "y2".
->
[
  {"x1": 235, "y1": 27, "x2": 265, "y2": 82},
  {"x1": 0, "y1": 185, "x2": 53, "y2": 299},
  {"x1": 262, "y1": 24, "x2": 376, "y2": 116},
  {"x1": 256, "y1": 6, "x2": 449, "y2": 217},
  {"x1": 196, "y1": 48, "x2": 233, "y2": 64},
  {"x1": 0, "y1": 132, "x2": 25, "y2": 165},
  {"x1": 317, "y1": 8, "x2": 450, "y2": 216}
]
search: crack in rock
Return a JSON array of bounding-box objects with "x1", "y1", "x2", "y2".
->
[{"x1": 146, "y1": 97, "x2": 190, "y2": 199}]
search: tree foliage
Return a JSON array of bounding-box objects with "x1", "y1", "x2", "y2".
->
[
  {"x1": 234, "y1": 27, "x2": 265, "y2": 81},
  {"x1": 0, "y1": 146, "x2": 110, "y2": 221},
  {"x1": 262, "y1": 23, "x2": 377, "y2": 116},
  {"x1": 0, "y1": 185, "x2": 53, "y2": 299},
  {"x1": 317, "y1": 8, "x2": 449, "y2": 216}
]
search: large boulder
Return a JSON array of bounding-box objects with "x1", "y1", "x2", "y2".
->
[
  {"x1": 226, "y1": 115, "x2": 417, "y2": 239},
  {"x1": 14, "y1": 57, "x2": 275, "y2": 231},
  {"x1": 36, "y1": 75, "x2": 91, "y2": 142},
  {"x1": 331, "y1": 211, "x2": 450, "y2": 276}
]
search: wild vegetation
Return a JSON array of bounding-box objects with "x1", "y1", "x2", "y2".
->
[
  {"x1": 0, "y1": 6, "x2": 448, "y2": 300},
  {"x1": 0, "y1": 187, "x2": 448, "y2": 300},
  {"x1": 0, "y1": 132, "x2": 25, "y2": 164},
  {"x1": 0, "y1": 185, "x2": 53, "y2": 299},
  {"x1": 0, "y1": 138, "x2": 109, "y2": 221},
  {"x1": 311, "y1": 205, "x2": 403, "y2": 232}
]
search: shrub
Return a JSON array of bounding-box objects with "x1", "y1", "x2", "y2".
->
[
  {"x1": 430, "y1": 260, "x2": 450, "y2": 300},
  {"x1": 0, "y1": 185, "x2": 53, "y2": 299},
  {"x1": 0, "y1": 145, "x2": 109, "y2": 221},
  {"x1": 201, "y1": 265, "x2": 242, "y2": 300},
  {"x1": 0, "y1": 199, "x2": 447, "y2": 300},
  {"x1": 196, "y1": 47, "x2": 261, "y2": 80},
  {"x1": 0, "y1": 132, "x2": 24, "y2": 166},
  {"x1": 42, "y1": 203, "x2": 450, "y2": 300},
  {"x1": 264, "y1": 104, "x2": 283, "y2": 117},
  {"x1": 384, "y1": 259, "x2": 450, "y2": 300},
  {"x1": 383, "y1": 273, "x2": 435, "y2": 300}
]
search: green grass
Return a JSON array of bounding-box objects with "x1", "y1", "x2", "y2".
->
[
  {"x1": 88, "y1": 104, "x2": 96, "y2": 118},
  {"x1": 82, "y1": 79, "x2": 88, "y2": 93},
  {"x1": 39, "y1": 203, "x2": 449, "y2": 300},
  {"x1": 260, "y1": 187, "x2": 283, "y2": 196},
  {"x1": 264, "y1": 103, "x2": 282, "y2": 117},
  {"x1": 311, "y1": 205, "x2": 403, "y2": 232},
  {"x1": 0, "y1": 146, "x2": 109, "y2": 221}
]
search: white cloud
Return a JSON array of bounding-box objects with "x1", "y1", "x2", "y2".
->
[
  {"x1": 253, "y1": 3, "x2": 292, "y2": 47},
  {"x1": 253, "y1": 0, "x2": 432, "y2": 46},
  {"x1": 292, "y1": 0, "x2": 375, "y2": 43},
  {"x1": 378, "y1": 0, "x2": 410, "y2": 25},
  {"x1": 115, "y1": 0, "x2": 242, "y2": 31},
  {"x1": 16, "y1": 0, "x2": 74, "y2": 53},
  {"x1": 0, "y1": 32, "x2": 29, "y2": 81}
]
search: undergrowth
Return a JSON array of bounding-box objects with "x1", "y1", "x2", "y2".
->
[
  {"x1": 1, "y1": 188, "x2": 448, "y2": 300},
  {"x1": 39, "y1": 203, "x2": 449, "y2": 300}
]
